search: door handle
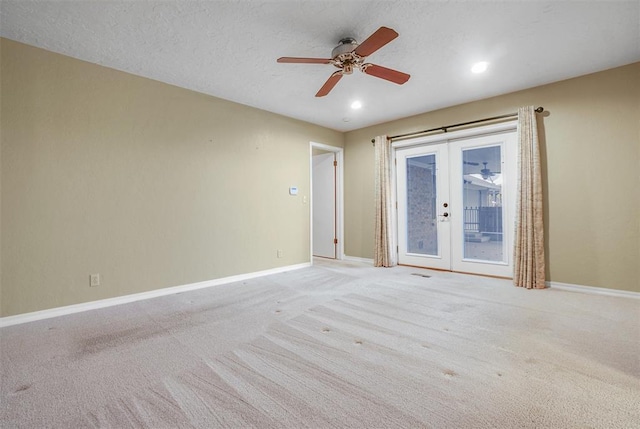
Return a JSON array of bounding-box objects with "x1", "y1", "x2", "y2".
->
[{"x1": 440, "y1": 212, "x2": 449, "y2": 217}]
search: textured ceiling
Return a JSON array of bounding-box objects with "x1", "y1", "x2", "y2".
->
[{"x1": 1, "y1": 1, "x2": 639, "y2": 132}]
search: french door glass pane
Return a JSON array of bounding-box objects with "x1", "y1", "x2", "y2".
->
[
  {"x1": 462, "y1": 146, "x2": 504, "y2": 262},
  {"x1": 406, "y1": 155, "x2": 438, "y2": 256}
]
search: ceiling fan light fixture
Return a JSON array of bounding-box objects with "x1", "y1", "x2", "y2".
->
[
  {"x1": 471, "y1": 61, "x2": 489, "y2": 74},
  {"x1": 343, "y1": 63, "x2": 354, "y2": 74}
]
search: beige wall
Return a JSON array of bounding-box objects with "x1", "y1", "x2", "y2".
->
[
  {"x1": 0, "y1": 40, "x2": 2, "y2": 314},
  {"x1": 2, "y1": 38, "x2": 638, "y2": 318},
  {"x1": 0, "y1": 39, "x2": 343, "y2": 317},
  {"x1": 345, "y1": 63, "x2": 640, "y2": 292}
]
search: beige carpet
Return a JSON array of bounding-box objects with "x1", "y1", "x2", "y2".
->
[{"x1": 1, "y1": 259, "x2": 639, "y2": 428}]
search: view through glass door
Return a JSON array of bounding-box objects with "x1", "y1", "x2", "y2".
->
[{"x1": 396, "y1": 131, "x2": 517, "y2": 277}]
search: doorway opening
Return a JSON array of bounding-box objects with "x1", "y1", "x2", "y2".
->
[{"x1": 310, "y1": 142, "x2": 343, "y2": 261}]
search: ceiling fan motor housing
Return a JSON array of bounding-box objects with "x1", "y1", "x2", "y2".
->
[
  {"x1": 331, "y1": 38, "x2": 363, "y2": 74},
  {"x1": 331, "y1": 38, "x2": 358, "y2": 58}
]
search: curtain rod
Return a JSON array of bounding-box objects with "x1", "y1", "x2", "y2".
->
[{"x1": 371, "y1": 106, "x2": 544, "y2": 144}]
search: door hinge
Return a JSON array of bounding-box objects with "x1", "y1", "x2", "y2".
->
[
  {"x1": 396, "y1": 245, "x2": 399, "y2": 253},
  {"x1": 334, "y1": 238, "x2": 338, "y2": 244},
  {"x1": 333, "y1": 160, "x2": 337, "y2": 167},
  {"x1": 395, "y1": 201, "x2": 398, "y2": 209}
]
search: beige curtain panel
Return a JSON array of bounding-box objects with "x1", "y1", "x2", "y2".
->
[
  {"x1": 514, "y1": 106, "x2": 546, "y2": 289},
  {"x1": 374, "y1": 135, "x2": 396, "y2": 267}
]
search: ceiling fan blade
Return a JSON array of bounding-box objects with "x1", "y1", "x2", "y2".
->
[
  {"x1": 277, "y1": 57, "x2": 332, "y2": 64},
  {"x1": 316, "y1": 71, "x2": 343, "y2": 97},
  {"x1": 363, "y1": 64, "x2": 410, "y2": 85},
  {"x1": 354, "y1": 26, "x2": 399, "y2": 57},
  {"x1": 464, "y1": 161, "x2": 480, "y2": 166}
]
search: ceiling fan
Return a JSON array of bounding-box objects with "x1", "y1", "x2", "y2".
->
[
  {"x1": 480, "y1": 162, "x2": 499, "y2": 180},
  {"x1": 277, "y1": 26, "x2": 410, "y2": 97}
]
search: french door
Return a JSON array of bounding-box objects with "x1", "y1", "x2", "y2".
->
[{"x1": 396, "y1": 130, "x2": 517, "y2": 277}]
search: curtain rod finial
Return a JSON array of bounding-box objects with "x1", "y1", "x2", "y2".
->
[{"x1": 535, "y1": 106, "x2": 544, "y2": 113}]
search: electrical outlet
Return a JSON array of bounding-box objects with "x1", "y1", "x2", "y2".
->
[
  {"x1": 277, "y1": 250, "x2": 283, "y2": 258},
  {"x1": 90, "y1": 274, "x2": 100, "y2": 287}
]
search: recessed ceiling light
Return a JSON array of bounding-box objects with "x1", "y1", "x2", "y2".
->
[
  {"x1": 342, "y1": 117, "x2": 351, "y2": 122},
  {"x1": 351, "y1": 100, "x2": 362, "y2": 109},
  {"x1": 471, "y1": 61, "x2": 489, "y2": 74}
]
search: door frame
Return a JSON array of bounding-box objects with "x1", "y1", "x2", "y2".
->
[
  {"x1": 392, "y1": 120, "x2": 518, "y2": 275},
  {"x1": 310, "y1": 142, "x2": 344, "y2": 261}
]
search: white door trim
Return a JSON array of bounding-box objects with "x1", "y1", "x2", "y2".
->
[
  {"x1": 310, "y1": 142, "x2": 344, "y2": 262},
  {"x1": 391, "y1": 121, "x2": 518, "y2": 150}
]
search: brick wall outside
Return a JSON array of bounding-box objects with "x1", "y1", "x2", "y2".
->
[{"x1": 406, "y1": 162, "x2": 437, "y2": 255}]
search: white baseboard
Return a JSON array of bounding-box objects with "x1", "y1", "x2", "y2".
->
[
  {"x1": 0, "y1": 262, "x2": 311, "y2": 328},
  {"x1": 343, "y1": 255, "x2": 374, "y2": 265},
  {"x1": 547, "y1": 281, "x2": 640, "y2": 299}
]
